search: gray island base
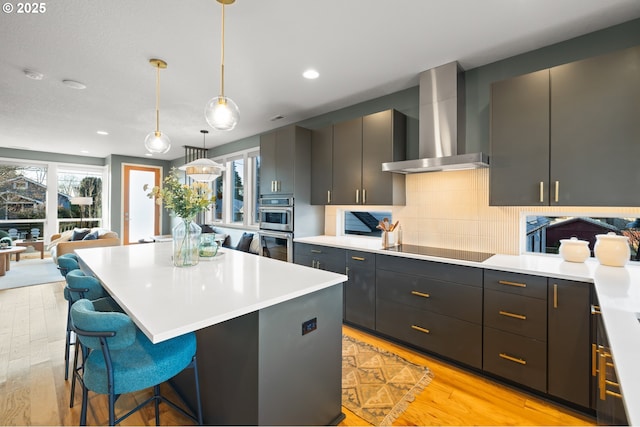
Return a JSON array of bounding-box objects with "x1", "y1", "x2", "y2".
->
[{"x1": 171, "y1": 284, "x2": 345, "y2": 425}]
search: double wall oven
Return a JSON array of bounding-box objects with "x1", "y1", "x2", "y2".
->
[{"x1": 258, "y1": 196, "x2": 294, "y2": 263}]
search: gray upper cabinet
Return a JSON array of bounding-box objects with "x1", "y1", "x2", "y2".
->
[
  {"x1": 312, "y1": 109, "x2": 406, "y2": 205},
  {"x1": 490, "y1": 69, "x2": 550, "y2": 206},
  {"x1": 310, "y1": 126, "x2": 333, "y2": 205},
  {"x1": 550, "y1": 46, "x2": 640, "y2": 206},
  {"x1": 490, "y1": 45, "x2": 640, "y2": 206},
  {"x1": 332, "y1": 117, "x2": 363, "y2": 205},
  {"x1": 260, "y1": 125, "x2": 310, "y2": 196}
]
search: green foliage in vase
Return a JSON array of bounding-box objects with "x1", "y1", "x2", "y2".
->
[{"x1": 144, "y1": 168, "x2": 215, "y2": 219}]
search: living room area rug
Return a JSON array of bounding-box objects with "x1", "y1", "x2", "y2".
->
[
  {"x1": 342, "y1": 334, "x2": 433, "y2": 426},
  {"x1": 0, "y1": 257, "x2": 62, "y2": 290}
]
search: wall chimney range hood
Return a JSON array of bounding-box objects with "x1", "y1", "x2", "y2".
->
[{"x1": 382, "y1": 61, "x2": 489, "y2": 174}]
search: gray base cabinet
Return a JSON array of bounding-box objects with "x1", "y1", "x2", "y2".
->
[
  {"x1": 483, "y1": 270, "x2": 548, "y2": 392},
  {"x1": 548, "y1": 279, "x2": 591, "y2": 408},
  {"x1": 344, "y1": 250, "x2": 376, "y2": 330},
  {"x1": 375, "y1": 254, "x2": 483, "y2": 369},
  {"x1": 293, "y1": 242, "x2": 345, "y2": 273}
]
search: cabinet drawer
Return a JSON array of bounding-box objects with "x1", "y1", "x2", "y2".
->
[
  {"x1": 376, "y1": 298, "x2": 481, "y2": 369},
  {"x1": 483, "y1": 327, "x2": 547, "y2": 392},
  {"x1": 377, "y1": 269, "x2": 482, "y2": 324},
  {"x1": 484, "y1": 289, "x2": 547, "y2": 341},
  {"x1": 347, "y1": 250, "x2": 375, "y2": 268},
  {"x1": 377, "y1": 254, "x2": 482, "y2": 287},
  {"x1": 293, "y1": 243, "x2": 345, "y2": 273},
  {"x1": 484, "y1": 270, "x2": 547, "y2": 299}
]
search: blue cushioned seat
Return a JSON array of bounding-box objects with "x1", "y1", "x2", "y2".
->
[
  {"x1": 71, "y1": 299, "x2": 202, "y2": 426},
  {"x1": 57, "y1": 253, "x2": 79, "y2": 277}
]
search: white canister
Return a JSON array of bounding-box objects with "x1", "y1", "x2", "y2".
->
[
  {"x1": 559, "y1": 237, "x2": 590, "y2": 263},
  {"x1": 594, "y1": 232, "x2": 630, "y2": 267}
]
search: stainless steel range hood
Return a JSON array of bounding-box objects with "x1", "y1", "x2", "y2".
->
[{"x1": 382, "y1": 61, "x2": 489, "y2": 174}]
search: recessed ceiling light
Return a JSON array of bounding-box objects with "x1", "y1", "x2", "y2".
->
[
  {"x1": 80, "y1": 150, "x2": 90, "y2": 154},
  {"x1": 302, "y1": 69, "x2": 319, "y2": 79},
  {"x1": 96, "y1": 130, "x2": 109, "y2": 135},
  {"x1": 145, "y1": 153, "x2": 153, "y2": 157},
  {"x1": 62, "y1": 79, "x2": 87, "y2": 89},
  {"x1": 24, "y1": 69, "x2": 44, "y2": 80}
]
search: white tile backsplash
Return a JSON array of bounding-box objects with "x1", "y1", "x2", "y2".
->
[{"x1": 324, "y1": 168, "x2": 640, "y2": 255}]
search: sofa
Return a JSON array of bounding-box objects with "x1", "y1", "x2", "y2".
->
[{"x1": 48, "y1": 228, "x2": 121, "y2": 262}]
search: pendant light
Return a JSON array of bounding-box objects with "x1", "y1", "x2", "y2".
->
[
  {"x1": 144, "y1": 58, "x2": 171, "y2": 154},
  {"x1": 204, "y1": 0, "x2": 240, "y2": 131},
  {"x1": 179, "y1": 130, "x2": 226, "y2": 182}
]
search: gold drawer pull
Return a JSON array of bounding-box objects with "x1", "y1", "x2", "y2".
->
[
  {"x1": 606, "y1": 390, "x2": 623, "y2": 399},
  {"x1": 411, "y1": 290, "x2": 431, "y2": 299},
  {"x1": 351, "y1": 256, "x2": 366, "y2": 261},
  {"x1": 498, "y1": 280, "x2": 527, "y2": 288},
  {"x1": 592, "y1": 344, "x2": 599, "y2": 377},
  {"x1": 499, "y1": 353, "x2": 527, "y2": 365},
  {"x1": 591, "y1": 305, "x2": 601, "y2": 315},
  {"x1": 310, "y1": 249, "x2": 322, "y2": 254},
  {"x1": 499, "y1": 310, "x2": 527, "y2": 320},
  {"x1": 411, "y1": 325, "x2": 430, "y2": 334}
]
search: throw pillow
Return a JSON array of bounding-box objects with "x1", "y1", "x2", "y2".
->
[
  {"x1": 71, "y1": 228, "x2": 90, "y2": 241},
  {"x1": 235, "y1": 232, "x2": 254, "y2": 253},
  {"x1": 82, "y1": 230, "x2": 99, "y2": 240}
]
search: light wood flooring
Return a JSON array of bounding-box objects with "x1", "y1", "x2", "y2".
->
[{"x1": 0, "y1": 281, "x2": 596, "y2": 426}]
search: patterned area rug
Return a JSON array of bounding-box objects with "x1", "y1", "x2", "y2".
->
[{"x1": 342, "y1": 334, "x2": 433, "y2": 426}]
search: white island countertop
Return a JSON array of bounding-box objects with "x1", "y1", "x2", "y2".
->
[
  {"x1": 76, "y1": 242, "x2": 347, "y2": 344},
  {"x1": 296, "y1": 235, "x2": 640, "y2": 425}
]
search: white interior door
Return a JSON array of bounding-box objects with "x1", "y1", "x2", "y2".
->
[{"x1": 123, "y1": 165, "x2": 161, "y2": 244}]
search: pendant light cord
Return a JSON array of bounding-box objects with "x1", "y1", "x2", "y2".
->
[
  {"x1": 155, "y1": 63, "x2": 161, "y2": 133},
  {"x1": 220, "y1": 2, "x2": 225, "y2": 98}
]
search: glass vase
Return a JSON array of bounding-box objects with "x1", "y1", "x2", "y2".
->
[{"x1": 172, "y1": 217, "x2": 202, "y2": 267}]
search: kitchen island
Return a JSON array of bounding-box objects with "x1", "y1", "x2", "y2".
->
[{"x1": 76, "y1": 242, "x2": 347, "y2": 426}]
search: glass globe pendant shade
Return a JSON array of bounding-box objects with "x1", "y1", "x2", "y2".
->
[
  {"x1": 204, "y1": 96, "x2": 239, "y2": 131},
  {"x1": 179, "y1": 158, "x2": 225, "y2": 182},
  {"x1": 144, "y1": 130, "x2": 171, "y2": 154}
]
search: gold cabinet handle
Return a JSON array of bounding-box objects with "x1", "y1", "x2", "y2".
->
[
  {"x1": 553, "y1": 283, "x2": 558, "y2": 308},
  {"x1": 554, "y1": 181, "x2": 559, "y2": 203},
  {"x1": 499, "y1": 310, "x2": 527, "y2": 320},
  {"x1": 351, "y1": 256, "x2": 366, "y2": 261},
  {"x1": 498, "y1": 280, "x2": 527, "y2": 288},
  {"x1": 591, "y1": 305, "x2": 601, "y2": 315},
  {"x1": 327, "y1": 190, "x2": 331, "y2": 204},
  {"x1": 355, "y1": 189, "x2": 359, "y2": 204},
  {"x1": 499, "y1": 353, "x2": 527, "y2": 365},
  {"x1": 539, "y1": 181, "x2": 544, "y2": 203},
  {"x1": 310, "y1": 249, "x2": 322, "y2": 254},
  {"x1": 362, "y1": 189, "x2": 366, "y2": 204},
  {"x1": 411, "y1": 290, "x2": 431, "y2": 298},
  {"x1": 411, "y1": 325, "x2": 430, "y2": 334},
  {"x1": 599, "y1": 350, "x2": 607, "y2": 400},
  {"x1": 592, "y1": 344, "x2": 599, "y2": 377}
]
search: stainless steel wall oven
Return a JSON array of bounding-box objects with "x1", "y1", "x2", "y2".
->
[{"x1": 258, "y1": 196, "x2": 294, "y2": 262}]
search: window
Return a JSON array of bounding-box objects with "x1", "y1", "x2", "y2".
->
[
  {"x1": 526, "y1": 215, "x2": 640, "y2": 262},
  {"x1": 58, "y1": 167, "x2": 104, "y2": 230},
  {"x1": 343, "y1": 210, "x2": 392, "y2": 238},
  {"x1": 208, "y1": 148, "x2": 260, "y2": 227}
]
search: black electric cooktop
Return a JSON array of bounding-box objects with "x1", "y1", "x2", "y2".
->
[{"x1": 383, "y1": 244, "x2": 494, "y2": 263}]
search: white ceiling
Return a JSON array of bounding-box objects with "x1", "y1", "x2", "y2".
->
[{"x1": 1, "y1": 0, "x2": 640, "y2": 161}]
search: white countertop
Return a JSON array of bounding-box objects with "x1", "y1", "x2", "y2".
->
[
  {"x1": 295, "y1": 235, "x2": 640, "y2": 424},
  {"x1": 76, "y1": 242, "x2": 347, "y2": 344}
]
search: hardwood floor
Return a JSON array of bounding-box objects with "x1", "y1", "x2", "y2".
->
[{"x1": 0, "y1": 282, "x2": 595, "y2": 426}]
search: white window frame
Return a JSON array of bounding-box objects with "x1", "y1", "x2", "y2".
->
[{"x1": 209, "y1": 147, "x2": 260, "y2": 229}]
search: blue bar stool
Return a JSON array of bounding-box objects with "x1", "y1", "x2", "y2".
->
[
  {"x1": 70, "y1": 299, "x2": 203, "y2": 426},
  {"x1": 57, "y1": 253, "x2": 79, "y2": 277}
]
